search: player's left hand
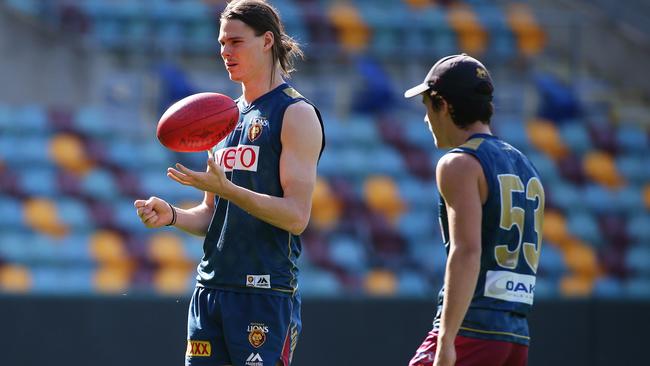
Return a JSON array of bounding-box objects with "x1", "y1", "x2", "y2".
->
[
  {"x1": 433, "y1": 342, "x2": 456, "y2": 366},
  {"x1": 167, "y1": 150, "x2": 231, "y2": 196}
]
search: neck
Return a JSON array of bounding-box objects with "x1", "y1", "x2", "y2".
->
[
  {"x1": 452, "y1": 122, "x2": 492, "y2": 147},
  {"x1": 241, "y1": 66, "x2": 285, "y2": 104}
]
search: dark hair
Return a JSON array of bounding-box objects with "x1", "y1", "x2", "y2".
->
[
  {"x1": 429, "y1": 89, "x2": 494, "y2": 129},
  {"x1": 220, "y1": 0, "x2": 303, "y2": 78}
]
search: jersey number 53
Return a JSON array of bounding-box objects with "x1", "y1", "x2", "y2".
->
[{"x1": 495, "y1": 175, "x2": 545, "y2": 274}]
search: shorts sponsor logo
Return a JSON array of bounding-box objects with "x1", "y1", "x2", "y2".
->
[
  {"x1": 246, "y1": 352, "x2": 264, "y2": 366},
  {"x1": 186, "y1": 340, "x2": 211, "y2": 357},
  {"x1": 215, "y1": 145, "x2": 260, "y2": 172},
  {"x1": 248, "y1": 322, "x2": 269, "y2": 348},
  {"x1": 246, "y1": 274, "x2": 270, "y2": 289},
  {"x1": 484, "y1": 270, "x2": 535, "y2": 305}
]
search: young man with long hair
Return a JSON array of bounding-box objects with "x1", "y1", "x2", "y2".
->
[{"x1": 134, "y1": 1, "x2": 324, "y2": 365}]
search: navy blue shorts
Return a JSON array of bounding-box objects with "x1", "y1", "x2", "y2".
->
[{"x1": 185, "y1": 286, "x2": 301, "y2": 366}]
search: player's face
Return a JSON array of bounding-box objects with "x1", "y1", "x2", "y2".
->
[
  {"x1": 219, "y1": 19, "x2": 269, "y2": 83},
  {"x1": 422, "y1": 93, "x2": 442, "y2": 148},
  {"x1": 422, "y1": 93, "x2": 455, "y2": 149}
]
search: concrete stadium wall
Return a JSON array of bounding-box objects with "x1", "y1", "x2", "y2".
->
[{"x1": 1, "y1": 295, "x2": 647, "y2": 366}]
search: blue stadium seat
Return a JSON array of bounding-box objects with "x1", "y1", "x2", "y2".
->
[
  {"x1": 366, "y1": 146, "x2": 406, "y2": 176},
  {"x1": 493, "y1": 118, "x2": 528, "y2": 152},
  {"x1": 139, "y1": 169, "x2": 197, "y2": 202},
  {"x1": 567, "y1": 212, "x2": 602, "y2": 247},
  {"x1": 370, "y1": 26, "x2": 400, "y2": 57},
  {"x1": 614, "y1": 186, "x2": 644, "y2": 214},
  {"x1": 398, "y1": 178, "x2": 438, "y2": 210},
  {"x1": 494, "y1": 84, "x2": 526, "y2": 118},
  {"x1": 149, "y1": 0, "x2": 176, "y2": 22},
  {"x1": 316, "y1": 148, "x2": 339, "y2": 177},
  {"x1": 0, "y1": 103, "x2": 10, "y2": 131},
  {"x1": 336, "y1": 148, "x2": 373, "y2": 178},
  {"x1": 0, "y1": 231, "x2": 31, "y2": 264},
  {"x1": 106, "y1": 139, "x2": 141, "y2": 170},
  {"x1": 322, "y1": 116, "x2": 346, "y2": 148},
  {"x1": 593, "y1": 277, "x2": 624, "y2": 298},
  {"x1": 31, "y1": 266, "x2": 93, "y2": 294},
  {"x1": 329, "y1": 235, "x2": 368, "y2": 273},
  {"x1": 5, "y1": 0, "x2": 40, "y2": 16},
  {"x1": 582, "y1": 184, "x2": 616, "y2": 214},
  {"x1": 616, "y1": 154, "x2": 649, "y2": 185},
  {"x1": 123, "y1": 19, "x2": 149, "y2": 49},
  {"x1": 397, "y1": 270, "x2": 430, "y2": 297},
  {"x1": 112, "y1": 199, "x2": 148, "y2": 233},
  {"x1": 156, "y1": 23, "x2": 185, "y2": 53},
  {"x1": 534, "y1": 277, "x2": 559, "y2": 299},
  {"x1": 139, "y1": 140, "x2": 175, "y2": 171},
  {"x1": 625, "y1": 245, "x2": 650, "y2": 276},
  {"x1": 408, "y1": 240, "x2": 446, "y2": 277},
  {"x1": 403, "y1": 112, "x2": 434, "y2": 148},
  {"x1": 398, "y1": 208, "x2": 438, "y2": 244},
  {"x1": 185, "y1": 20, "x2": 217, "y2": 54},
  {"x1": 616, "y1": 125, "x2": 649, "y2": 154},
  {"x1": 2, "y1": 233, "x2": 59, "y2": 265},
  {"x1": 181, "y1": 233, "x2": 204, "y2": 261},
  {"x1": 624, "y1": 278, "x2": 650, "y2": 299},
  {"x1": 273, "y1": 0, "x2": 305, "y2": 36},
  {"x1": 175, "y1": 0, "x2": 210, "y2": 23},
  {"x1": 0, "y1": 196, "x2": 25, "y2": 230},
  {"x1": 1, "y1": 232, "x2": 83, "y2": 266},
  {"x1": 75, "y1": 106, "x2": 112, "y2": 138},
  {"x1": 56, "y1": 198, "x2": 94, "y2": 230},
  {"x1": 627, "y1": 215, "x2": 650, "y2": 243},
  {"x1": 80, "y1": 168, "x2": 119, "y2": 201},
  {"x1": 10, "y1": 105, "x2": 50, "y2": 135},
  {"x1": 560, "y1": 122, "x2": 592, "y2": 155},
  {"x1": 419, "y1": 6, "x2": 457, "y2": 57},
  {"x1": 528, "y1": 152, "x2": 561, "y2": 186},
  {"x1": 475, "y1": 4, "x2": 515, "y2": 58},
  {"x1": 299, "y1": 268, "x2": 342, "y2": 296},
  {"x1": 344, "y1": 115, "x2": 382, "y2": 148},
  {"x1": 56, "y1": 233, "x2": 93, "y2": 265},
  {"x1": 539, "y1": 242, "x2": 567, "y2": 278},
  {"x1": 549, "y1": 181, "x2": 585, "y2": 212},
  {"x1": 2, "y1": 135, "x2": 50, "y2": 165},
  {"x1": 93, "y1": 19, "x2": 125, "y2": 49},
  {"x1": 18, "y1": 167, "x2": 59, "y2": 197}
]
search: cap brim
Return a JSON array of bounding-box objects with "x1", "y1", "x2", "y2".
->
[{"x1": 404, "y1": 83, "x2": 430, "y2": 98}]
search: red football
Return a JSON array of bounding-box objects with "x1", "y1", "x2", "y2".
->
[{"x1": 157, "y1": 92, "x2": 239, "y2": 152}]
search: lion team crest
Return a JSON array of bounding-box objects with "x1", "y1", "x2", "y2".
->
[
  {"x1": 247, "y1": 322, "x2": 269, "y2": 348},
  {"x1": 476, "y1": 67, "x2": 488, "y2": 79},
  {"x1": 247, "y1": 117, "x2": 268, "y2": 142}
]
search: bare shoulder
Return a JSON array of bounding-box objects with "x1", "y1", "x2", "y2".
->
[
  {"x1": 436, "y1": 153, "x2": 482, "y2": 195},
  {"x1": 282, "y1": 101, "x2": 322, "y2": 141},
  {"x1": 284, "y1": 100, "x2": 320, "y2": 126},
  {"x1": 437, "y1": 152, "x2": 482, "y2": 176}
]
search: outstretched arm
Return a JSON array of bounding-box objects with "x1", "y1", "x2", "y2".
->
[{"x1": 134, "y1": 191, "x2": 216, "y2": 237}]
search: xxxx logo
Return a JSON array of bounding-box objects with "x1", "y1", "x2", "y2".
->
[{"x1": 186, "y1": 340, "x2": 211, "y2": 357}]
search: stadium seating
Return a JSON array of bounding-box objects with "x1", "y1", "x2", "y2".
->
[{"x1": 0, "y1": 0, "x2": 648, "y2": 300}]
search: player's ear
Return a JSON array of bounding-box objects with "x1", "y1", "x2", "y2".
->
[
  {"x1": 263, "y1": 31, "x2": 274, "y2": 51},
  {"x1": 438, "y1": 96, "x2": 451, "y2": 115}
]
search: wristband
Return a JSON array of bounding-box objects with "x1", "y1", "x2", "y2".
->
[{"x1": 166, "y1": 202, "x2": 177, "y2": 226}]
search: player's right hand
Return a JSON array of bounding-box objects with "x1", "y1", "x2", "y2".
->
[{"x1": 134, "y1": 196, "x2": 173, "y2": 228}]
